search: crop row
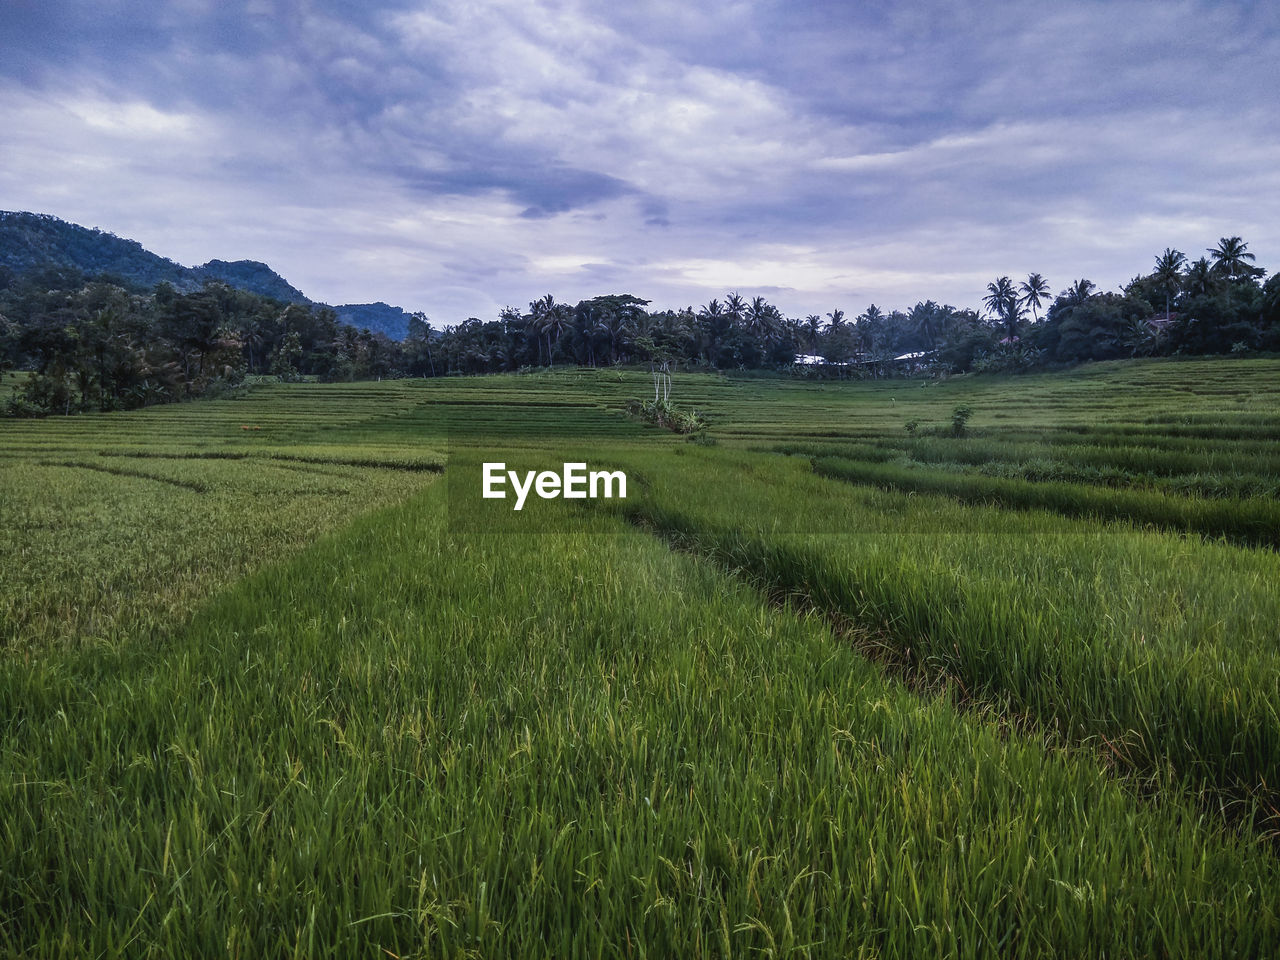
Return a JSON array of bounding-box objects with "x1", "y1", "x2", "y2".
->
[
  {"x1": 3, "y1": 469, "x2": 1279, "y2": 956},
  {"x1": 601, "y1": 447, "x2": 1280, "y2": 818},
  {"x1": 811, "y1": 455, "x2": 1280, "y2": 546}
]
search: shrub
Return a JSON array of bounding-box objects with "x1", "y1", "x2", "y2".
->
[{"x1": 627, "y1": 398, "x2": 709, "y2": 434}]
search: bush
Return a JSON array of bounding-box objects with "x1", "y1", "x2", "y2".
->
[{"x1": 627, "y1": 398, "x2": 709, "y2": 434}]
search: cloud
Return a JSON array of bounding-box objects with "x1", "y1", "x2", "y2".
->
[{"x1": 1, "y1": 0, "x2": 1278, "y2": 322}]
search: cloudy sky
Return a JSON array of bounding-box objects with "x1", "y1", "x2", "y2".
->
[{"x1": 2, "y1": 0, "x2": 1277, "y2": 322}]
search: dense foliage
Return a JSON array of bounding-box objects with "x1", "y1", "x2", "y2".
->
[
  {"x1": 3, "y1": 224, "x2": 1277, "y2": 416},
  {"x1": 0, "y1": 266, "x2": 411, "y2": 415},
  {"x1": 0, "y1": 211, "x2": 310, "y2": 300},
  {"x1": 420, "y1": 236, "x2": 1277, "y2": 377}
]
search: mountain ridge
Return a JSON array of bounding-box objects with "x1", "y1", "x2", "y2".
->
[{"x1": 0, "y1": 211, "x2": 416, "y2": 339}]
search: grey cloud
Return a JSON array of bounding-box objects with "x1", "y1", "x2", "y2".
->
[
  {"x1": 1, "y1": 0, "x2": 1278, "y2": 323},
  {"x1": 392, "y1": 162, "x2": 644, "y2": 219}
]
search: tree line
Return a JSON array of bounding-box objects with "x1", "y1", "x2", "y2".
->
[
  {"x1": 3, "y1": 237, "x2": 1278, "y2": 415},
  {"x1": 418, "y1": 236, "x2": 1279, "y2": 377},
  {"x1": 0, "y1": 267, "x2": 404, "y2": 416}
]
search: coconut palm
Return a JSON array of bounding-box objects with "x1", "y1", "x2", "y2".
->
[
  {"x1": 909, "y1": 300, "x2": 941, "y2": 350},
  {"x1": 570, "y1": 306, "x2": 598, "y2": 366},
  {"x1": 697, "y1": 298, "x2": 728, "y2": 362},
  {"x1": 1184, "y1": 257, "x2": 1217, "y2": 296},
  {"x1": 826, "y1": 308, "x2": 846, "y2": 332},
  {"x1": 529, "y1": 294, "x2": 557, "y2": 365},
  {"x1": 747, "y1": 296, "x2": 780, "y2": 344},
  {"x1": 856, "y1": 305, "x2": 884, "y2": 355},
  {"x1": 1018, "y1": 273, "x2": 1050, "y2": 322},
  {"x1": 1209, "y1": 236, "x2": 1260, "y2": 281},
  {"x1": 1065, "y1": 278, "x2": 1096, "y2": 306},
  {"x1": 594, "y1": 308, "x2": 633, "y2": 365},
  {"x1": 1152, "y1": 248, "x2": 1186, "y2": 317},
  {"x1": 983, "y1": 276, "x2": 1021, "y2": 339},
  {"x1": 239, "y1": 316, "x2": 266, "y2": 374},
  {"x1": 724, "y1": 292, "x2": 746, "y2": 328},
  {"x1": 543, "y1": 305, "x2": 571, "y2": 366},
  {"x1": 803, "y1": 314, "x2": 822, "y2": 352}
]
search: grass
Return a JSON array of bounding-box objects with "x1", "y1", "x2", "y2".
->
[
  {"x1": 810, "y1": 455, "x2": 1280, "y2": 547},
  {"x1": 3, "y1": 356, "x2": 1280, "y2": 957},
  {"x1": 0, "y1": 383, "x2": 445, "y2": 650},
  {"x1": 602, "y1": 446, "x2": 1280, "y2": 815},
  {"x1": 5, "y1": 467, "x2": 1280, "y2": 957}
]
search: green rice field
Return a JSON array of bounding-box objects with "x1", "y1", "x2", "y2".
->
[{"x1": 3, "y1": 356, "x2": 1280, "y2": 957}]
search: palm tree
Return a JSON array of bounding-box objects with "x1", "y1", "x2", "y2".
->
[
  {"x1": 531, "y1": 295, "x2": 571, "y2": 366},
  {"x1": 697, "y1": 298, "x2": 727, "y2": 365},
  {"x1": 418, "y1": 322, "x2": 436, "y2": 377},
  {"x1": 856, "y1": 305, "x2": 884, "y2": 356},
  {"x1": 909, "y1": 300, "x2": 941, "y2": 351},
  {"x1": 803, "y1": 314, "x2": 822, "y2": 352},
  {"x1": 1065, "y1": 278, "x2": 1096, "y2": 306},
  {"x1": 1209, "y1": 236, "x2": 1259, "y2": 281},
  {"x1": 546, "y1": 307, "x2": 570, "y2": 365},
  {"x1": 655, "y1": 308, "x2": 696, "y2": 360},
  {"x1": 781, "y1": 315, "x2": 803, "y2": 353},
  {"x1": 239, "y1": 316, "x2": 266, "y2": 374},
  {"x1": 983, "y1": 276, "x2": 1021, "y2": 339},
  {"x1": 1183, "y1": 257, "x2": 1217, "y2": 296},
  {"x1": 724, "y1": 292, "x2": 746, "y2": 329},
  {"x1": 595, "y1": 309, "x2": 633, "y2": 364},
  {"x1": 1152, "y1": 248, "x2": 1186, "y2": 317},
  {"x1": 530, "y1": 294, "x2": 555, "y2": 365},
  {"x1": 826, "y1": 308, "x2": 846, "y2": 333},
  {"x1": 747, "y1": 296, "x2": 780, "y2": 345},
  {"x1": 1018, "y1": 273, "x2": 1050, "y2": 322}
]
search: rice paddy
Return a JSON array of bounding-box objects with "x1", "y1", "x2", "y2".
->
[{"x1": 3, "y1": 356, "x2": 1280, "y2": 957}]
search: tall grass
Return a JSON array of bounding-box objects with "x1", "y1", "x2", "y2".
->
[
  {"x1": 811, "y1": 455, "x2": 1280, "y2": 547},
  {"x1": 6, "y1": 359, "x2": 1280, "y2": 956},
  {"x1": 605, "y1": 447, "x2": 1280, "y2": 814},
  {"x1": 3, "y1": 471, "x2": 1279, "y2": 956}
]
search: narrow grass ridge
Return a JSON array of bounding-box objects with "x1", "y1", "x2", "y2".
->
[
  {"x1": 812, "y1": 455, "x2": 1280, "y2": 549},
  {"x1": 98, "y1": 448, "x2": 447, "y2": 472}
]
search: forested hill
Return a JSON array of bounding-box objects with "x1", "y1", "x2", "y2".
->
[
  {"x1": 0, "y1": 211, "x2": 197, "y2": 291},
  {"x1": 192, "y1": 258, "x2": 309, "y2": 303},
  {"x1": 0, "y1": 211, "x2": 409, "y2": 337},
  {"x1": 333, "y1": 302, "x2": 414, "y2": 340}
]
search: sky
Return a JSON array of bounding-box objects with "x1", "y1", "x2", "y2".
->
[{"x1": 2, "y1": 0, "x2": 1278, "y2": 323}]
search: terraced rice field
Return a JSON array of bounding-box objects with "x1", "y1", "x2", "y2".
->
[{"x1": 3, "y1": 356, "x2": 1280, "y2": 958}]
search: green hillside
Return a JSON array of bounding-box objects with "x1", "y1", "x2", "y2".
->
[
  {"x1": 0, "y1": 212, "x2": 416, "y2": 338},
  {"x1": 0, "y1": 211, "x2": 193, "y2": 290}
]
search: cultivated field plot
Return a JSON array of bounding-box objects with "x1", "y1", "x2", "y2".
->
[{"x1": 3, "y1": 357, "x2": 1280, "y2": 958}]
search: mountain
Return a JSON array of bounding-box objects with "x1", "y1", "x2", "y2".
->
[
  {"x1": 0, "y1": 210, "x2": 193, "y2": 290},
  {"x1": 194, "y1": 258, "x2": 310, "y2": 302},
  {"x1": 333, "y1": 302, "x2": 417, "y2": 340},
  {"x1": 0, "y1": 211, "x2": 419, "y2": 339}
]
